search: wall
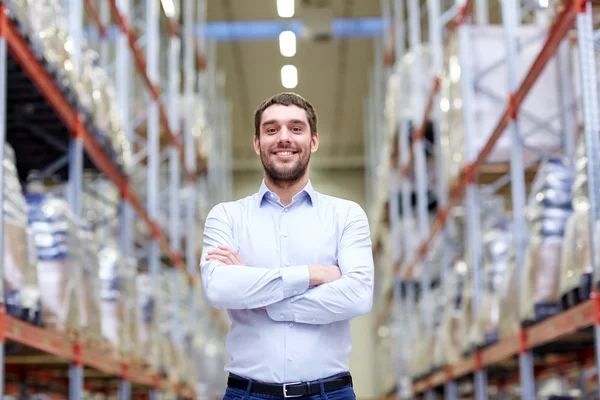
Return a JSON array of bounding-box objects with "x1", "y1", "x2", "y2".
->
[{"x1": 232, "y1": 167, "x2": 380, "y2": 400}]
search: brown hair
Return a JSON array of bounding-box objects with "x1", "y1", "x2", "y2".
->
[{"x1": 254, "y1": 92, "x2": 318, "y2": 137}]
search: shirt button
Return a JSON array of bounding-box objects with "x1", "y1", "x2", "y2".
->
[
  {"x1": 262, "y1": 300, "x2": 266, "y2": 304},
  {"x1": 284, "y1": 208, "x2": 289, "y2": 213},
  {"x1": 288, "y1": 356, "x2": 293, "y2": 361},
  {"x1": 289, "y1": 323, "x2": 294, "y2": 328},
  {"x1": 283, "y1": 233, "x2": 288, "y2": 237},
  {"x1": 285, "y1": 262, "x2": 290, "y2": 267},
  {"x1": 280, "y1": 314, "x2": 285, "y2": 319},
  {"x1": 312, "y1": 319, "x2": 316, "y2": 323}
]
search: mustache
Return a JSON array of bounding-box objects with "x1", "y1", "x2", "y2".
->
[{"x1": 269, "y1": 146, "x2": 299, "y2": 152}]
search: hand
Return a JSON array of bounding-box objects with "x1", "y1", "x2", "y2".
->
[
  {"x1": 205, "y1": 245, "x2": 246, "y2": 266},
  {"x1": 308, "y1": 264, "x2": 342, "y2": 286}
]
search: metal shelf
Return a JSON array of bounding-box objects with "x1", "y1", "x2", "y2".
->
[
  {"x1": 1, "y1": 7, "x2": 184, "y2": 276},
  {"x1": 0, "y1": 0, "x2": 233, "y2": 398},
  {"x1": 1, "y1": 311, "x2": 193, "y2": 397},
  {"x1": 368, "y1": 0, "x2": 600, "y2": 397},
  {"x1": 411, "y1": 298, "x2": 596, "y2": 393}
]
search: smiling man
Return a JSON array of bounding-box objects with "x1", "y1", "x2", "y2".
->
[{"x1": 200, "y1": 92, "x2": 374, "y2": 400}]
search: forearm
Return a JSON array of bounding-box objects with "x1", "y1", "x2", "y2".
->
[
  {"x1": 266, "y1": 269, "x2": 373, "y2": 324},
  {"x1": 266, "y1": 203, "x2": 374, "y2": 324},
  {"x1": 202, "y1": 262, "x2": 309, "y2": 310}
]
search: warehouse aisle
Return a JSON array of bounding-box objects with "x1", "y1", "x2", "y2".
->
[{"x1": 2, "y1": 0, "x2": 600, "y2": 399}]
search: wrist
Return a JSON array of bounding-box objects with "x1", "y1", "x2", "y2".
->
[{"x1": 308, "y1": 264, "x2": 323, "y2": 286}]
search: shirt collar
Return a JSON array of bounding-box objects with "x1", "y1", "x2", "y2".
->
[{"x1": 257, "y1": 179, "x2": 316, "y2": 207}]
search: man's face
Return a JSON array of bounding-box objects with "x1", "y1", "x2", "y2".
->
[{"x1": 254, "y1": 104, "x2": 319, "y2": 185}]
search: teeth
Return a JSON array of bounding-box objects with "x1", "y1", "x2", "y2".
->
[{"x1": 278, "y1": 152, "x2": 292, "y2": 156}]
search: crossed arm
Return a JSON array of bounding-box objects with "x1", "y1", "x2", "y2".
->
[{"x1": 200, "y1": 203, "x2": 374, "y2": 324}]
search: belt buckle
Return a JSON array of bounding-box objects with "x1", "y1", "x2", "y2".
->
[{"x1": 283, "y1": 382, "x2": 303, "y2": 398}]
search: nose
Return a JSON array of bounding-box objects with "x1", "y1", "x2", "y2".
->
[{"x1": 276, "y1": 127, "x2": 292, "y2": 143}]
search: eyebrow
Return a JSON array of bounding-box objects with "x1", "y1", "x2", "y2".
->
[{"x1": 262, "y1": 119, "x2": 308, "y2": 127}]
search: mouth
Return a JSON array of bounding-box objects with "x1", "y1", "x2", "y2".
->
[{"x1": 272, "y1": 150, "x2": 298, "y2": 160}]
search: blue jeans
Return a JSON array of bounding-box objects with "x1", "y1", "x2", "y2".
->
[{"x1": 222, "y1": 374, "x2": 356, "y2": 400}]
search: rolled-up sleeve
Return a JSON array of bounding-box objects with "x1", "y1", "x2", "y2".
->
[
  {"x1": 200, "y1": 204, "x2": 310, "y2": 310},
  {"x1": 266, "y1": 203, "x2": 374, "y2": 324}
]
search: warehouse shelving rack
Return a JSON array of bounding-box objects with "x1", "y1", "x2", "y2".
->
[
  {"x1": 0, "y1": 0, "x2": 232, "y2": 399},
  {"x1": 367, "y1": 0, "x2": 600, "y2": 398}
]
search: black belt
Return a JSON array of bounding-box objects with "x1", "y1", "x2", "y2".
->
[{"x1": 227, "y1": 373, "x2": 353, "y2": 398}]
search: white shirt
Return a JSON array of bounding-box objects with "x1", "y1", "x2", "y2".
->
[{"x1": 200, "y1": 180, "x2": 374, "y2": 383}]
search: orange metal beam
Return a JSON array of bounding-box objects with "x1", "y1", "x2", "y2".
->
[
  {"x1": 83, "y1": 0, "x2": 107, "y2": 38},
  {"x1": 106, "y1": 0, "x2": 198, "y2": 181},
  {"x1": 386, "y1": 0, "x2": 579, "y2": 310},
  {"x1": 3, "y1": 313, "x2": 193, "y2": 395},
  {"x1": 2, "y1": 9, "x2": 189, "y2": 280},
  {"x1": 412, "y1": 299, "x2": 595, "y2": 393}
]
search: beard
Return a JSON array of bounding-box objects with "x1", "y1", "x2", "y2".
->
[{"x1": 260, "y1": 143, "x2": 310, "y2": 188}]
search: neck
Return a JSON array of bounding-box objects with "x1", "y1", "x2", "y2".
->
[{"x1": 264, "y1": 173, "x2": 310, "y2": 206}]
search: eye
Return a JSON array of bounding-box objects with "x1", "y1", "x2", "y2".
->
[
  {"x1": 291, "y1": 126, "x2": 302, "y2": 132},
  {"x1": 265, "y1": 127, "x2": 277, "y2": 134}
]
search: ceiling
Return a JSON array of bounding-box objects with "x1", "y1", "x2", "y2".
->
[{"x1": 206, "y1": 0, "x2": 382, "y2": 172}]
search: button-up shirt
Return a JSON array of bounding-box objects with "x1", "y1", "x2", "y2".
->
[{"x1": 200, "y1": 180, "x2": 374, "y2": 384}]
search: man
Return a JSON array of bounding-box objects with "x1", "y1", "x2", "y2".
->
[{"x1": 200, "y1": 92, "x2": 374, "y2": 400}]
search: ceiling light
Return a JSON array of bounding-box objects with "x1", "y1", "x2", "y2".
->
[
  {"x1": 277, "y1": 0, "x2": 294, "y2": 18},
  {"x1": 279, "y1": 31, "x2": 296, "y2": 57},
  {"x1": 281, "y1": 65, "x2": 298, "y2": 89}
]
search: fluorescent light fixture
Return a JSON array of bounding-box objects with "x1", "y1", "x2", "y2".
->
[
  {"x1": 281, "y1": 65, "x2": 298, "y2": 89},
  {"x1": 161, "y1": 0, "x2": 176, "y2": 18},
  {"x1": 279, "y1": 31, "x2": 296, "y2": 57},
  {"x1": 277, "y1": 0, "x2": 295, "y2": 18}
]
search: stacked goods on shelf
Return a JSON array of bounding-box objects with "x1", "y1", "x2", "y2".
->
[
  {"x1": 520, "y1": 158, "x2": 575, "y2": 325},
  {"x1": 384, "y1": 46, "x2": 435, "y2": 125},
  {"x1": 158, "y1": 270, "x2": 184, "y2": 385},
  {"x1": 5, "y1": 0, "x2": 132, "y2": 169},
  {"x1": 433, "y1": 260, "x2": 466, "y2": 369},
  {"x1": 3, "y1": 144, "x2": 41, "y2": 323},
  {"x1": 25, "y1": 188, "x2": 84, "y2": 334},
  {"x1": 79, "y1": 223, "x2": 102, "y2": 343},
  {"x1": 98, "y1": 244, "x2": 139, "y2": 359},
  {"x1": 136, "y1": 273, "x2": 156, "y2": 367},
  {"x1": 178, "y1": 274, "x2": 197, "y2": 387},
  {"x1": 439, "y1": 24, "x2": 562, "y2": 183},
  {"x1": 432, "y1": 211, "x2": 466, "y2": 369},
  {"x1": 468, "y1": 196, "x2": 512, "y2": 349},
  {"x1": 406, "y1": 234, "x2": 446, "y2": 377},
  {"x1": 158, "y1": 272, "x2": 172, "y2": 380},
  {"x1": 405, "y1": 295, "x2": 423, "y2": 378},
  {"x1": 459, "y1": 195, "x2": 511, "y2": 353},
  {"x1": 560, "y1": 138, "x2": 597, "y2": 308}
]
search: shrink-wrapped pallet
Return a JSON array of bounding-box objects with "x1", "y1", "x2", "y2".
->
[
  {"x1": 79, "y1": 224, "x2": 102, "y2": 342},
  {"x1": 468, "y1": 197, "x2": 512, "y2": 348},
  {"x1": 497, "y1": 257, "x2": 520, "y2": 339},
  {"x1": 520, "y1": 158, "x2": 575, "y2": 325},
  {"x1": 3, "y1": 144, "x2": 41, "y2": 323},
  {"x1": 98, "y1": 244, "x2": 138, "y2": 357},
  {"x1": 559, "y1": 138, "x2": 598, "y2": 307},
  {"x1": 136, "y1": 273, "x2": 157, "y2": 367},
  {"x1": 26, "y1": 192, "x2": 81, "y2": 333},
  {"x1": 440, "y1": 24, "x2": 563, "y2": 186},
  {"x1": 424, "y1": 285, "x2": 445, "y2": 372},
  {"x1": 434, "y1": 258, "x2": 468, "y2": 367},
  {"x1": 158, "y1": 270, "x2": 189, "y2": 383},
  {"x1": 6, "y1": 0, "x2": 132, "y2": 170},
  {"x1": 122, "y1": 257, "x2": 139, "y2": 360}
]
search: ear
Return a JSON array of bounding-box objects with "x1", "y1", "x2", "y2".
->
[
  {"x1": 253, "y1": 135, "x2": 260, "y2": 155},
  {"x1": 310, "y1": 132, "x2": 319, "y2": 153}
]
